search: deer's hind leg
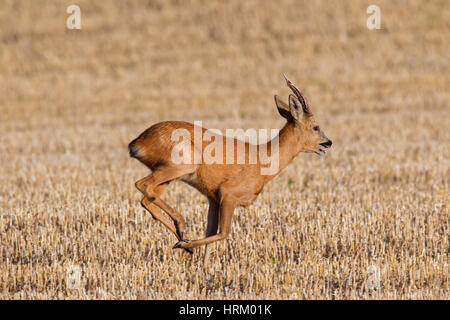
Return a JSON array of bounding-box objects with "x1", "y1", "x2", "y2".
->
[
  {"x1": 135, "y1": 165, "x2": 196, "y2": 247},
  {"x1": 140, "y1": 182, "x2": 174, "y2": 233},
  {"x1": 140, "y1": 183, "x2": 193, "y2": 254}
]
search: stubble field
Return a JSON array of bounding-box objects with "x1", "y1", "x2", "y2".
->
[{"x1": 0, "y1": 0, "x2": 448, "y2": 299}]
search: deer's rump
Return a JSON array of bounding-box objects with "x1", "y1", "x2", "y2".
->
[{"x1": 128, "y1": 121, "x2": 199, "y2": 168}]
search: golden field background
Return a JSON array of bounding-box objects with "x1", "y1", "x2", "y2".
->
[{"x1": 0, "y1": 0, "x2": 448, "y2": 299}]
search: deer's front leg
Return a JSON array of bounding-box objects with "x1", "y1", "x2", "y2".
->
[
  {"x1": 173, "y1": 197, "x2": 236, "y2": 250},
  {"x1": 203, "y1": 199, "x2": 220, "y2": 264}
]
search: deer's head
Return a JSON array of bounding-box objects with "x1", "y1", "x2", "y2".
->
[{"x1": 274, "y1": 75, "x2": 332, "y2": 156}]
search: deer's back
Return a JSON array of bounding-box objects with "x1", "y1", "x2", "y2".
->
[{"x1": 129, "y1": 121, "x2": 265, "y2": 203}]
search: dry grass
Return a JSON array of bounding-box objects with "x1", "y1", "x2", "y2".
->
[{"x1": 0, "y1": 0, "x2": 448, "y2": 299}]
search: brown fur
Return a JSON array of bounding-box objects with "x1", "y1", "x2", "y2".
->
[{"x1": 129, "y1": 77, "x2": 332, "y2": 260}]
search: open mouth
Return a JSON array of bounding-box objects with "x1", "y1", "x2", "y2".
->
[{"x1": 317, "y1": 142, "x2": 331, "y2": 155}]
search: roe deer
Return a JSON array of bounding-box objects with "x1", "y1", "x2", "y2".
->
[{"x1": 128, "y1": 75, "x2": 332, "y2": 260}]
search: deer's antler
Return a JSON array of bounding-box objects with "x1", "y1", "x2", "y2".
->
[{"x1": 283, "y1": 74, "x2": 311, "y2": 115}]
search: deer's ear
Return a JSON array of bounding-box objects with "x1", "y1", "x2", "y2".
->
[
  {"x1": 288, "y1": 94, "x2": 302, "y2": 120},
  {"x1": 274, "y1": 95, "x2": 293, "y2": 121}
]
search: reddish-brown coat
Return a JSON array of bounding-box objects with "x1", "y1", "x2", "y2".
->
[{"x1": 129, "y1": 77, "x2": 332, "y2": 258}]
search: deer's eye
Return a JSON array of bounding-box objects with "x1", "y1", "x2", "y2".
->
[{"x1": 313, "y1": 126, "x2": 320, "y2": 131}]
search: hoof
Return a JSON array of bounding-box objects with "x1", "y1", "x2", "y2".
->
[
  {"x1": 173, "y1": 239, "x2": 189, "y2": 250},
  {"x1": 175, "y1": 229, "x2": 192, "y2": 253},
  {"x1": 176, "y1": 229, "x2": 184, "y2": 240}
]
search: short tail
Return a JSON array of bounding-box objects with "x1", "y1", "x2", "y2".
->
[{"x1": 128, "y1": 137, "x2": 141, "y2": 158}]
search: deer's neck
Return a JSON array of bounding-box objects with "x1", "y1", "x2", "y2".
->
[{"x1": 263, "y1": 121, "x2": 305, "y2": 183}]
